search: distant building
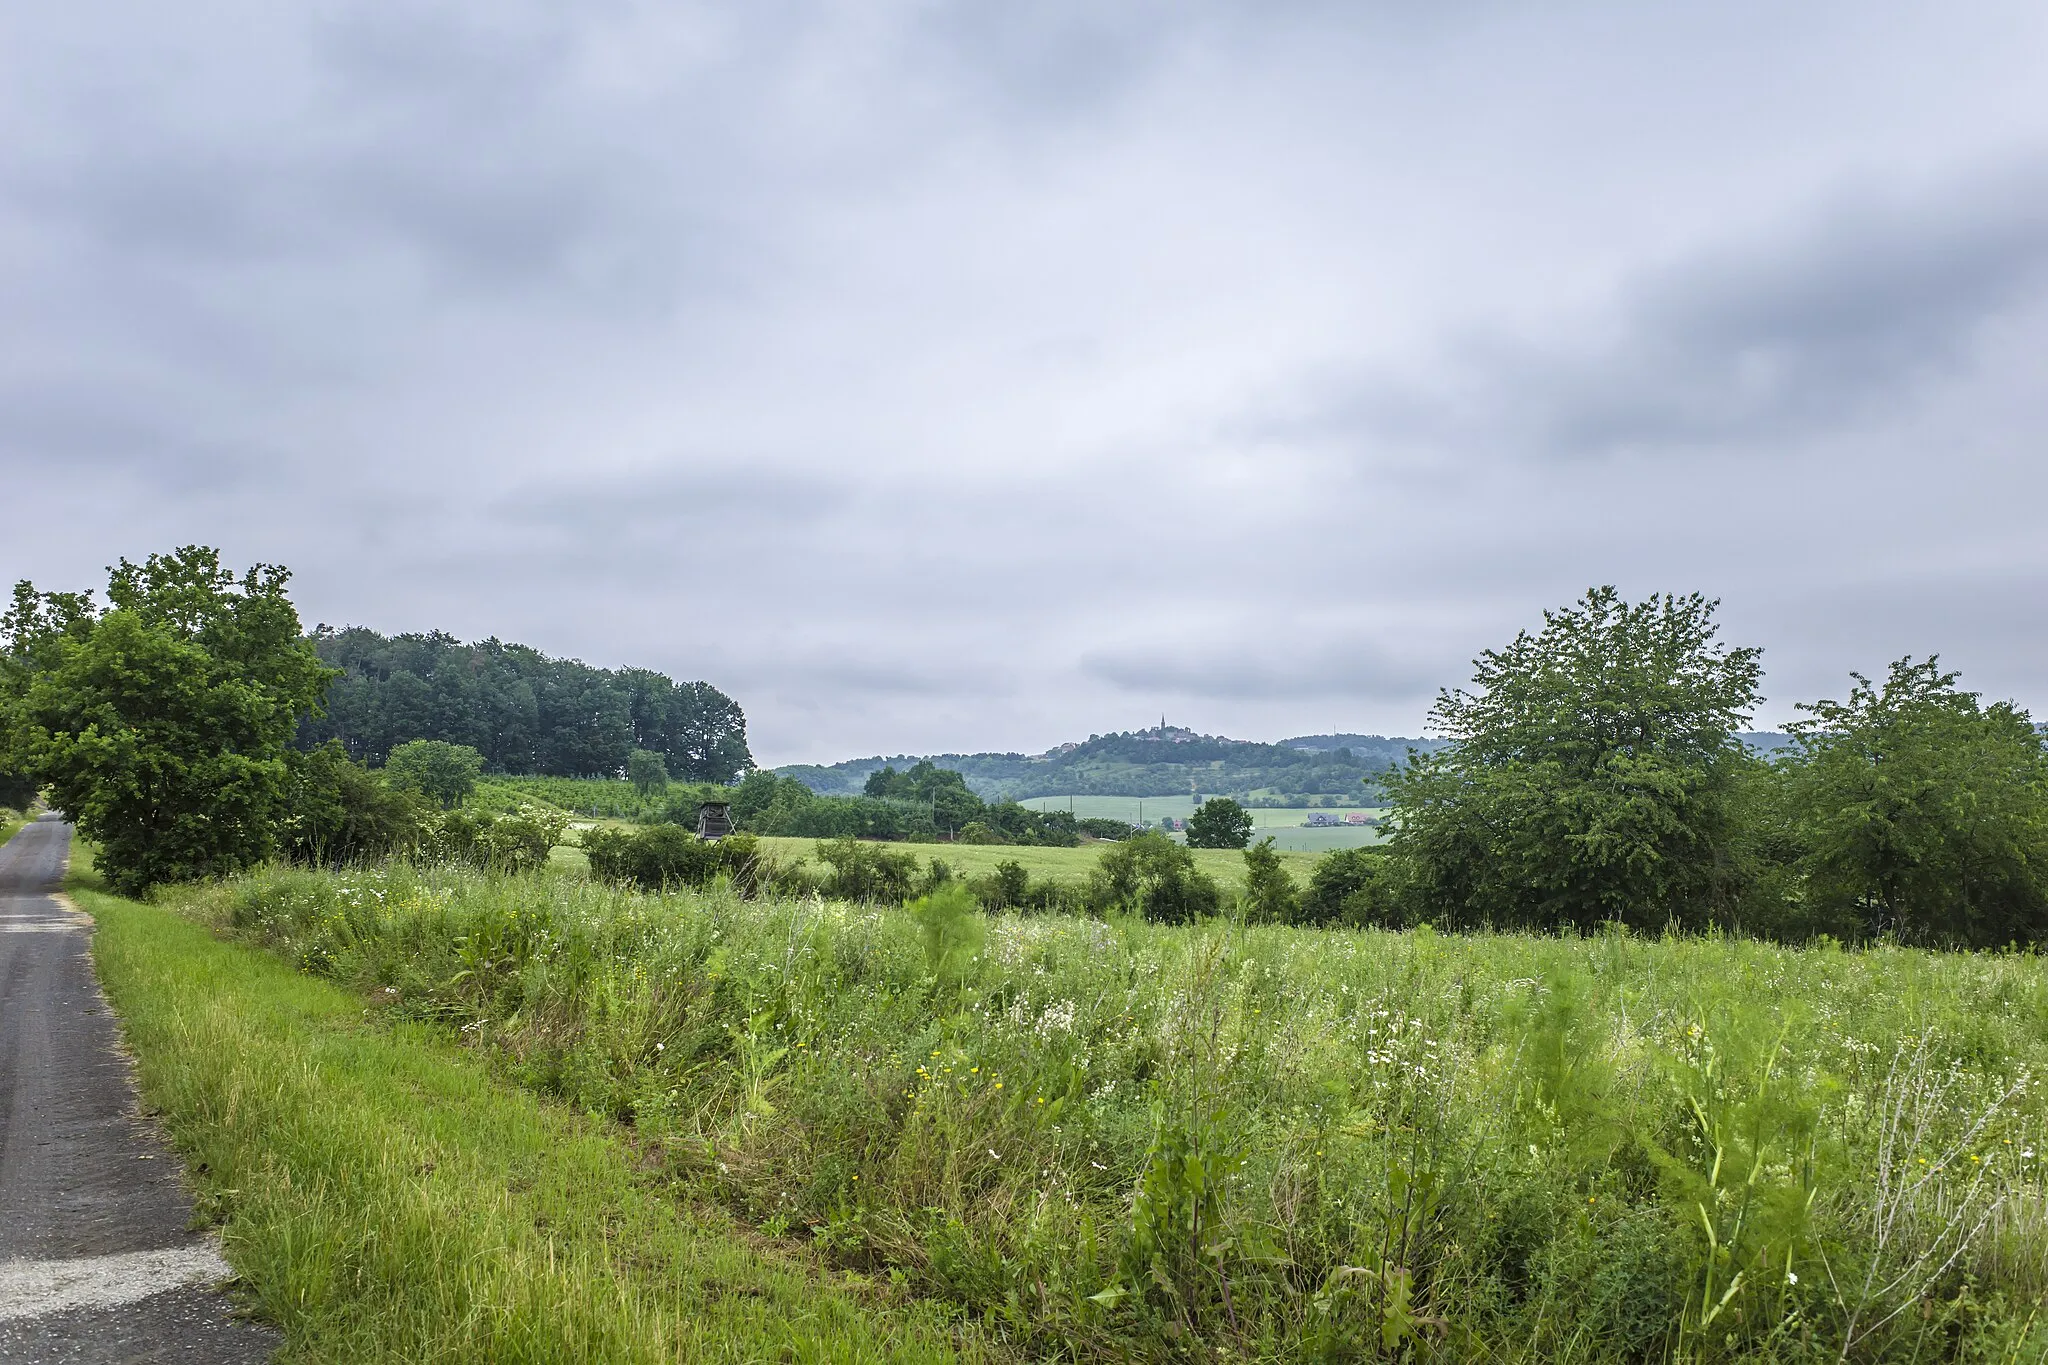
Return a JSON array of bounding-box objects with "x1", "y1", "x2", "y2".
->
[{"x1": 1304, "y1": 812, "x2": 1341, "y2": 827}]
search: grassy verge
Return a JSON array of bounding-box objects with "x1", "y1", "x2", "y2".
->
[
  {"x1": 0, "y1": 813, "x2": 23, "y2": 847},
  {"x1": 72, "y1": 851, "x2": 993, "y2": 1363}
]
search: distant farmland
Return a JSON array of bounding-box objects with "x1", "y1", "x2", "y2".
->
[{"x1": 1018, "y1": 794, "x2": 1388, "y2": 852}]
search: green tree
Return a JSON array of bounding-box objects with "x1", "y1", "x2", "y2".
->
[
  {"x1": 1239, "y1": 837, "x2": 1298, "y2": 923},
  {"x1": 1088, "y1": 829, "x2": 1221, "y2": 923},
  {"x1": 626, "y1": 747, "x2": 669, "y2": 797},
  {"x1": 1186, "y1": 796, "x2": 1253, "y2": 849},
  {"x1": 1299, "y1": 846, "x2": 1387, "y2": 926},
  {"x1": 1384, "y1": 587, "x2": 1764, "y2": 932},
  {"x1": 1779, "y1": 657, "x2": 2048, "y2": 946},
  {"x1": 1, "y1": 548, "x2": 335, "y2": 895},
  {"x1": 283, "y1": 741, "x2": 429, "y2": 866},
  {"x1": 0, "y1": 767, "x2": 37, "y2": 810},
  {"x1": 384, "y1": 739, "x2": 485, "y2": 809}
]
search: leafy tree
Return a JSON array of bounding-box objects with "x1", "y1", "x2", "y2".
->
[
  {"x1": 283, "y1": 741, "x2": 429, "y2": 866},
  {"x1": 1239, "y1": 837, "x2": 1298, "y2": 923},
  {"x1": 1384, "y1": 587, "x2": 1764, "y2": 932},
  {"x1": 1299, "y1": 846, "x2": 1387, "y2": 927},
  {"x1": 384, "y1": 739, "x2": 484, "y2": 809},
  {"x1": 1186, "y1": 797, "x2": 1253, "y2": 850},
  {"x1": 627, "y1": 748, "x2": 669, "y2": 797},
  {"x1": 1078, "y1": 816, "x2": 1134, "y2": 841},
  {"x1": 1778, "y1": 658, "x2": 2048, "y2": 946},
  {"x1": 813, "y1": 837, "x2": 920, "y2": 903},
  {"x1": 1088, "y1": 830, "x2": 1221, "y2": 923},
  {"x1": 0, "y1": 548, "x2": 335, "y2": 895},
  {"x1": 983, "y1": 859, "x2": 1031, "y2": 910},
  {"x1": 299, "y1": 627, "x2": 752, "y2": 782},
  {"x1": 0, "y1": 767, "x2": 37, "y2": 810}
]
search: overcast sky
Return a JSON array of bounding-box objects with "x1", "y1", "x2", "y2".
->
[{"x1": 4, "y1": 2, "x2": 2046, "y2": 765}]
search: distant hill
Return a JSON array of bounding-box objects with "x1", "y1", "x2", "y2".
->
[
  {"x1": 777, "y1": 728, "x2": 1801, "y2": 802},
  {"x1": 777, "y1": 726, "x2": 1438, "y2": 802}
]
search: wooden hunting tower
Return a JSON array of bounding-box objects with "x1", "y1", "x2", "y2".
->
[{"x1": 697, "y1": 801, "x2": 733, "y2": 840}]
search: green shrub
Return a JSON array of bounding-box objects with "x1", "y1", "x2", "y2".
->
[
  {"x1": 1089, "y1": 830, "x2": 1221, "y2": 922},
  {"x1": 1300, "y1": 845, "x2": 1387, "y2": 926},
  {"x1": 582, "y1": 825, "x2": 763, "y2": 894},
  {"x1": 812, "y1": 836, "x2": 919, "y2": 903}
]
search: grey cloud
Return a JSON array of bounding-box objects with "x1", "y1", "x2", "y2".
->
[
  {"x1": 1274, "y1": 160, "x2": 2048, "y2": 464},
  {"x1": 8, "y1": 1, "x2": 2048, "y2": 762},
  {"x1": 1083, "y1": 639, "x2": 1438, "y2": 702},
  {"x1": 1541, "y1": 166, "x2": 2048, "y2": 454}
]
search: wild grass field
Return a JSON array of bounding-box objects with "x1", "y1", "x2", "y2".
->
[{"x1": 171, "y1": 859, "x2": 2048, "y2": 1363}]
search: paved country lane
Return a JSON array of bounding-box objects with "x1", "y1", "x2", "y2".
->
[{"x1": 0, "y1": 816, "x2": 278, "y2": 1362}]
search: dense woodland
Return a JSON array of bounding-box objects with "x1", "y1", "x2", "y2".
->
[{"x1": 296, "y1": 626, "x2": 751, "y2": 782}]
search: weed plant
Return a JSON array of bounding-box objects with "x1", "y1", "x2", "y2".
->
[{"x1": 183, "y1": 863, "x2": 2048, "y2": 1363}]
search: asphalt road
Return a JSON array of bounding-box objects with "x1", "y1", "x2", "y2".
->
[{"x1": 0, "y1": 817, "x2": 277, "y2": 1362}]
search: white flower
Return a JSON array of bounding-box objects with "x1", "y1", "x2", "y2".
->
[{"x1": 1786, "y1": 1271, "x2": 1798, "y2": 1285}]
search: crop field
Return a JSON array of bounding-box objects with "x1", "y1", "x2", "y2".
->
[
  {"x1": 748, "y1": 833, "x2": 1328, "y2": 889},
  {"x1": 175, "y1": 860, "x2": 2048, "y2": 1363},
  {"x1": 484, "y1": 775, "x2": 667, "y2": 819},
  {"x1": 1020, "y1": 795, "x2": 1388, "y2": 852}
]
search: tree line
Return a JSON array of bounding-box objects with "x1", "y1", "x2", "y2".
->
[
  {"x1": 723, "y1": 761, "x2": 1095, "y2": 845},
  {"x1": 0, "y1": 549, "x2": 743, "y2": 893},
  {"x1": 297, "y1": 625, "x2": 751, "y2": 782},
  {"x1": 1324, "y1": 588, "x2": 2048, "y2": 947}
]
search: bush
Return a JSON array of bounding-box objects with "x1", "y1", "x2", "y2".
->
[
  {"x1": 812, "y1": 837, "x2": 919, "y2": 903},
  {"x1": 283, "y1": 741, "x2": 430, "y2": 866},
  {"x1": 1300, "y1": 846, "x2": 1388, "y2": 926},
  {"x1": 385, "y1": 740, "x2": 486, "y2": 810},
  {"x1": 1077, "y1": 817, "x2": 1134, "y2": 841},
  {"x1": 1088, "y1": 830, "x2": 1220, "y2": 923},
  {"x1": 429, "y1": 806, "x2": 570, "y2": 875},
  {"x1": 582, "y1": 825, "x2": 763, "y2": 894}
]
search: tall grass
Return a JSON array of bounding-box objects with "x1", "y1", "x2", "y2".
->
[
  {"x1": 80, "y1": 871, "x2": 997, "y2": 1364},
  {"x1": 182, "y1": 862, "x2": 2048, "y2": 1362}
]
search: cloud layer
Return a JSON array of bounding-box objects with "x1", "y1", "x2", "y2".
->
[{"x1": 5, "y1": 1, "x2": 2048, "y2": 762}]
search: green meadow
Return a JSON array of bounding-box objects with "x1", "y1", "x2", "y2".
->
[{"x1": 122, "y1": 855, "x2": 2048, "y2": 1364}]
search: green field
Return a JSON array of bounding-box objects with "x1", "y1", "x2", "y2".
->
[
  {"x1": 178, "y1": 858, "x2": 2048, "y2": 1362},
  {"x1": 1019, "y1": 795, "x2": 1388, "y2": 852}
]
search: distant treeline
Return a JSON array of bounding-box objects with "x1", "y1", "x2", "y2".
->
[
  {"x1": 784, "y1": 729, "x2": 1797, "y2": 804},
  {"x1": 728, "y1": 761, "x2": 1089, "y2": 845},
  {"x1": 779, "y1": 729, "x2": 1437, "y2": 802},
  {"x1": 296, "y1": 627, "x2": 751, "y2": 782}
]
